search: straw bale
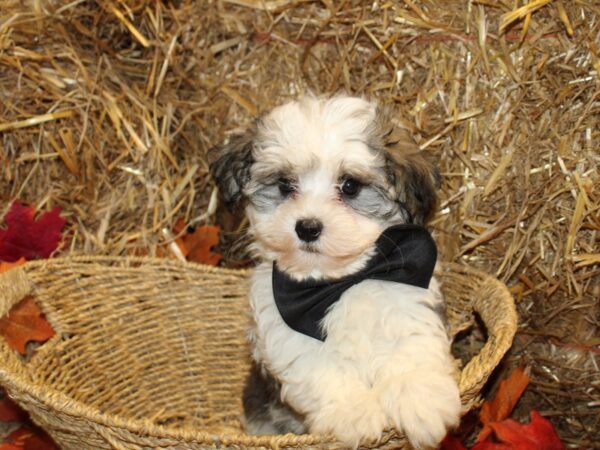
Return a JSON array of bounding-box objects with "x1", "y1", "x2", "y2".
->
[{"x1": 0, "y1": 0, "x2": 598, "y2": 445}]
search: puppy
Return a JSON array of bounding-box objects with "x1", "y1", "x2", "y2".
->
[{"x1": 209, "y1": 95, "x2": 460, "y2": 449}]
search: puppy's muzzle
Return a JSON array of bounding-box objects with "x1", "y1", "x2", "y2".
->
[{"x1": 295, "y1": 218, "x2": 323, "y2": 242}]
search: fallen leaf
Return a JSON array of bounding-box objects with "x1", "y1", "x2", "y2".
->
[
  {"x1": 472, "y1": 411, "x2": 564, "y2": 450},
  {"x1": 173, "y1": 220, "x2": 222, "y2": 265},
  {"x1": 19, "y1": 432, "x2": 59, "y2": 450},
  {"x1": 477, "y1": 366, "x2": 530, "y2": 442},
  {"x1": 0, "y1": 258, "x2": 26, "y2": 273},
  {"x1": 5, "y1": 427, "x2": 32, "y2": 443},
  {"x1": 185, "y1": 225, "x2": 222, "y2": 265},
  {"x1": 0, "y1": 204, "x2": 66, "y2": 262},
  {"x1": 0, "y1": 394, "x2": 27, "y2": 423},
  {"x1": 470, "y1": 442, "x2": 511, "y2": 450},
  {"x1": 171, "y1": 218, "x2": 189, "y2": 257},
  {"x1": 0, "y1": 443, "x2": 22, "y2": 450},
  {"x1": 3, "y1": 425, "x2": 59, "y2": 450},
  {"x1": 0, "y1": 297, "x2": 55, "y2": 356},
  {"x1": 440, "y1": 434, "x2": 467, "y2": 450}
]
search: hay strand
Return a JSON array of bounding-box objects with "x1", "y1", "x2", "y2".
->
[
  {"x1": 0, "y1": 0, "x2": 598, "y2": 444},
  {"x1": 0, "y1": 111, "x2": 74, "y2": 132},
  {"x1": 499, "y1": 0, "x2": 554, "y2": 32}
]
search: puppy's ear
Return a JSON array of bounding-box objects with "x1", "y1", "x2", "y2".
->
[
  {"x1": 386, "y1": 143, "x2": 441, "y2": 225},
  {"x1": 208, "y1": 129, "x2": 255, "y2": 209},
  {"x1": 370, "y1": 110, "x2": 440, "y2": 224}
]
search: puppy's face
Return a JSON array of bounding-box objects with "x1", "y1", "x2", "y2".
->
[{"x1": 210, "y1": 96, "x2": 439, "y2": 280}]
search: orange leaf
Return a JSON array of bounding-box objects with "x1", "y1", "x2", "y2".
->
[
  {"x1": 186, "y1": 225, "x2": 222, "y2": 265},
  {"x1": 0, "y1": 297, "x2": 55, "y2": 356},
  {"x1": 173, "y1": 222, "x2": 222, "y2": 266},
  {"x1": 172, "y1": 218, "x2": 191, "y2": 258},
  {"x1": 477, "y1": 367, "x2": 530, "y2": 442},
  {"x1": 472, "y1": 411, "x2": 564, "y2": 450},
  {"x1": 0, "y1": 258, "x2": 25, "y2": 273}
]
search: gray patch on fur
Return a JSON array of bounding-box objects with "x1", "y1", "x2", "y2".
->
[
  {"x1": 248, "y1": 183, "x2": 286, "y2": 212},
  {"x1": 246, "y1": 162, "x2": 298, "y2": 213},
  {"x1": 434, "y1": 300, "x2": 449, "y2": 329},
  {"x1": 343, "y1": 184, "x2": 400, "y2": 220},
  {"x1": 242, "y1": 363, "x2": 307, "y2": 435}
]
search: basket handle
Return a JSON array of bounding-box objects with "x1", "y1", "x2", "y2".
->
[
  {"x1": 0, "y1": 266, "x2": 33, "y2": 378},
  {"x1": 458, "y1": 275, "x2": 518, "y2": 409}
]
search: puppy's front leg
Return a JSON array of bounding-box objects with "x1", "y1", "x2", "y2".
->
[
  {"x1": 374, "y1": 336, "x2": 460, "y2": 449},
  {"x1": 285, "y1": 364, "x2": 387, "y2": 448}
]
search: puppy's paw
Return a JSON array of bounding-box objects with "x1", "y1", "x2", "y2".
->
[
  {"x1": 379, "y1": 371, "x2": 460, "y2": 449},
  {"x1": 308, "y1": 391, "x2": 387, "y2": 448}
]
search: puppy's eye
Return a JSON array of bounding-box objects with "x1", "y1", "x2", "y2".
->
[
  {"x1": 278, "y1": 177, "x2": 296, "y2": 196},
  {"x1": 340, "y1": 177, "x2": 362, "y2": 197}
]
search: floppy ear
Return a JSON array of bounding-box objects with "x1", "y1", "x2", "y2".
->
[
  {"x1": 386, "y1": 143, "x2": 441, "y2": 225},
  {"x1": 208, "y1": 130, "x2": 255, "y2": 209},
  {"x1": 370, "y1": 109, "x2": 440, "y2": 224}
]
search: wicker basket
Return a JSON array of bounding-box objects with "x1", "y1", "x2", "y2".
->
[{"x1": 0, "y1": 257, "x2": 517, "y2": 450}]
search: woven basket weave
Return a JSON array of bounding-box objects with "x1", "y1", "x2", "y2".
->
[{"x1": 0, "y1": 257, "x2": 517, "y2": 450}]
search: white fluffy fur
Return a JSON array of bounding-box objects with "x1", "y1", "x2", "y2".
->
[{"x1": 243, "y1": 96, "x2": 461, "y2": 448}]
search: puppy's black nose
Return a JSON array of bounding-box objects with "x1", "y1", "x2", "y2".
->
[{"x1": 295, "y1": 218, "x2": 323, "y2": 242}]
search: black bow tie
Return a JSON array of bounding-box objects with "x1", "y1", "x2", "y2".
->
[{"x1": 272, "y1": 224, "x2": 437, "y2": 341}]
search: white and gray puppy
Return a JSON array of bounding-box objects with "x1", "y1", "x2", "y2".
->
[{"x1": 209, "y1": 95, "x2": 460, "y2": 449}]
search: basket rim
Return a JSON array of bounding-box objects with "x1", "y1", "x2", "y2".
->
[
  {"x1": 0, "y1": 256, "x2": 517, "y2": 448},
  {"x1": 0, "y1": 257, "x2": 333, "y2": 447}
]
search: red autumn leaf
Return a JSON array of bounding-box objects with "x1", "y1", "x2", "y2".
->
[
  {"x1": 472, "y1": 411, "x2": 564, "y2": 450},
  {"x1": 4, "y1": 427, "x2": 32, "y2": 445},
  {"x1": 3, "y1": 426, "x2": 59, "y2": 450},
  {"x1": 0, "y1": 297, "x2": 55, "y2": 356},
  {"x1": 440, "y1": 434, "x2": 467, "y2": 450},
  {"x1": 19, "y1": 432, "x2": 59, "y2": 450},
  {"x1": 470, "y1": 442, "x2": 511, "y2": 450},
  {"x1": 0, "y1": 443, "x2": 21, "y2": 450},
  {"x1": 0, "y1": 203, "x2": 66, "y2": 263},
  {"x1": 477, "y1": 367, "x2": 530, "y2": 442},
  {"x1": 0, "y1": 394, "x2": 28, "y2": 423},
  {"x1": 173, "y1": 220, "x2": 222, "y2": 265}
]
